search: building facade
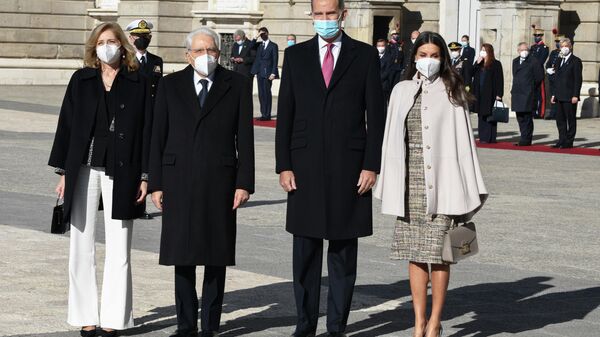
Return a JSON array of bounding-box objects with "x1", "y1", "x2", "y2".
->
[{"x1": 1, "y1": 0, "x2": 599, "y2": 114}]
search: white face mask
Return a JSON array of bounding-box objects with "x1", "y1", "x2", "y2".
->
[
  {"x1": 194, "y1": 54, "x2": 218, "y2": 76},
  {"x1": 236, "y1": 40, "x2": 244, "y2": 45},
  {"x1": 96, "y1": 44, "x2": 121, "y2": 65},
  {"x1": 560, "y1": 47, "x2": 571, "y2": 56},
  {"x1": 479, "y1": 50, "x2": 487, "y2": 58},
  {"x1": 415, "y1": 58, "x2": 441, "y2": 79},
  {"x1": 377, "y1": 46, "x2": 386, "y2": 54},
  {"x1": 519, "y1": 50, "x2": 529, "y2": 59},
  {"x1": 450, "y1": 51, "x2": 460, "y2": 59}
]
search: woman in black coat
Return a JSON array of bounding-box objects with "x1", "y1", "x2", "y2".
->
[
  {"x1": 472, "y1": 43, "x2": 504, "y2": 143},
  {"x1": 48, "y1": 22, "x2": 152, "y2": 336}
]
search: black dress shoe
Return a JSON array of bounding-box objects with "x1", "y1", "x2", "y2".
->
[
  {"x1": 560, "y1": 144, "x2": 573, "y2": 149},
  {"x1": 290, "y1": 332, "x2": 316, "y2": 337},
  {"x1": 259, "y1": 117, "x2": 271, "y2": 121},
  {"x1": 550, "y1": 143, "x2": 562, "y2": 148},
  {"x1": 327, "y1": 333, "x2": 347, "y2": 337},
  {"x1": 80, "y1": 329, "x2": 97, "y2": 337},
  {"x1": 514, "y1": 142, "x2": 531, "y2": 146}
]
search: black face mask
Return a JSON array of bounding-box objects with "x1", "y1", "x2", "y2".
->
[
  {"x1": 392, "y1": 35, "x2": 400, "y2": 42},
  {"x1": 134, "y1": 36, "x2": 151, "y2": 50},
  {"x1": 260, "y1": 33, "x2": 268, "y2": 40}
]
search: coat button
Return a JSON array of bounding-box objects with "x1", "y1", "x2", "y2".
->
[
  {"x1": 120, "y1": 103, "x2": 125, "y2": 109},
  {"x1": 118, "y1": 161, "x2": 124, "y2": 167},
  {"x1": 152, "y1": 84, "x2": 156, "y2": 88},
  {"x1": 118, "y1": 133, "x2": 124, "y2": 139}
]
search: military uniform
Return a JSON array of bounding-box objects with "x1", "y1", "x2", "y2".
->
[
  {"x1": 545, "y1": 35, "x2": 564, "y2": 120},
  {"x1": 448, "y1": 42, "x2": 473, "y2": 88},
  {"x1": 530, "y1": 28, "x2": 549, "y2": 118},
  {"x1": 126, "y1": 19, "x2": 163, "y2": 103},
  {"x1": 126, "y1": 19, "x2": 164, "y2": 220}
]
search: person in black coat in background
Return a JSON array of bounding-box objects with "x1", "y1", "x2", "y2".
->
[
  {"x1": 376, "y1": 39, "x2": 394, "y2": 102},
  {"x1": 149, "y1": 27, "x2": 255, "y2": 337},
  {"x1": 48, "y1": 22, "x2": 152, "y2": 336},
  {"x1": 511, "y1": 42, "x2": 545, "y2": 146},
  {"x1": 230, "y1": 29, "x2": 256, "y2": 78},
  {"x1": 472, "y1": 43, "x2": 504, "y2": 143},
  {"x1": 387, "y1": 30, "x2": 404, "y2": 87},
  {"x1": 550, "y1": 37, "x2": 583, "y2": 149},
  {"x1": 250, "y1": 27, "x2": 279, "y2": 121},
  {"x1": 126, "y1": 19, "x2": 163, "y2": 220},
  {"x1": 460, "y1": 34, "x2": 476, "y2": 65},
  {"x1": 449, "y1": 41, "x2": 473, "y2": 89},
  {"x1": 275, "y1": 0, "x2": 385, "y2": 335}
]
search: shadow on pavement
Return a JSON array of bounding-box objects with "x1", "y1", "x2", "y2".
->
[{"x1": 115, "y1": 276, "x2": 600, "y2": 336}]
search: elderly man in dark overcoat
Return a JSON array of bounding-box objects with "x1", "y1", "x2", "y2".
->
[
  {"x1": 275, "y1": 0, "x2": 385, "y2": 336},
  {"x1": 511, "y1": 42, "x2": 545, "y2": 146},
  {"x1": 148, "y1": 27, "x2": 255, "y2": 337}
]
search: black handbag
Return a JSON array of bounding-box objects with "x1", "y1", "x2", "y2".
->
[
  {"x1": 51, "y1": 198, "x2": 68, "y2": 234},
  {"x1": 486, "y1": 101, "x2": 509, "y2": 123}
]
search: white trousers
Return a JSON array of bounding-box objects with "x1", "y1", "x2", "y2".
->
[{"x1": 68, "y1": 166, "x2": 134, "y2": 329}]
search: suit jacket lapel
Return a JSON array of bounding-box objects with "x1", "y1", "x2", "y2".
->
[
  {"x1": 176, "y1": 66, "x2": 203, "y2": 124},
  {"x1": 328, "y1": 32, "x2": 358, "y2": 91},
  {"x1": 196, "y1": 66, "x2": 232, "y2": 125},
  {"x1": 307, "y1": 36, "x2": 327, "y2": 92}
]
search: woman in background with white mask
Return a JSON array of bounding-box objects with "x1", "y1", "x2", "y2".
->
[
  {"x1": 472, "y1": 43, "x2": 504, "y2": 143},
  {"x1": 375, "y1": 32, "x2": 488, "y2": 337},
  {"x1": 48, "y1": 22, "x2": 152, "y2": 337}
]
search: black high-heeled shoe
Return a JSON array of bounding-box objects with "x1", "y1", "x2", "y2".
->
[
  {"x1": 80, "y1": 328, "x2": 97, "y2": 337},
  {"x1": 98, "y1": 329, "x2": 117, "y2": 337}
]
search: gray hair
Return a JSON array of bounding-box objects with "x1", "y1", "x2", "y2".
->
[
  {"x1": 560, "y1": 37, "x2": 572, "y2": 46},
  {"x1": 311, "y1": 0, "x2": 345, "y2": 10},
  {"x1": 233, "y1": 29, "x2": 246, "y2": 39},
  {"x1": 185, "y1": 27, "x2": 221, "y2": 51},
  {"x1": 517, "y1": 42, "x2": 528, "y2": 49}
]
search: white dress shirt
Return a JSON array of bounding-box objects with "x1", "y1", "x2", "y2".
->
[
  {"x1": 136, "y1": 51, "x2": 147, "y2": 63},
  {"x1": 318, "y1": 33, "x2": 342, "y2": 69},
  {"x1": 262, "y1": 39, "x2": 270, "y2": 49},
  {"x1": 193, "y1": 70, "x2": 214, "y2": 95}
]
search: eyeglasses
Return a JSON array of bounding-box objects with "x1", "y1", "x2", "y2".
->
[{"x1": 188, "y1": 48, "x2": 219, "y2": 56}]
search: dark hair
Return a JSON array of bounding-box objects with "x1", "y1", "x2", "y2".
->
[
  {"x1": 462, "y1": 35, "x2": 470, "y2": 41},
  {"x1": 481, "y1": 43, "x2": 496, "y2": 69},
  {"x1": 403, "y1": 31, "x2": 474, "y2": 108},
  {"x1": 288, "y1": 34, "x2": 297, "y2": 40},
  {"x1": 376, "y1": 38, "x2": 387, "y2": 44},
  {"x1": 259, "y1": 27, "x2": 269, "y2": 34}
]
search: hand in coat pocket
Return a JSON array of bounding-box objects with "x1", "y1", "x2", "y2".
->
[{"x1": 151, "y1": 191, "x2": 163, "y2": 210}]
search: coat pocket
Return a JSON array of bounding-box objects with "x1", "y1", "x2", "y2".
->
[
  {"x1": 290, "y1": 137, "x2": 307, "y2": 150},
  {"x1": 162, "y1": 154, "x2": 176, "y2": 166}
]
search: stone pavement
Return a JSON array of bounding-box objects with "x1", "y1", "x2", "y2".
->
[{"x1": 0, "y1": 86, "x2": 599, "y2": 337}]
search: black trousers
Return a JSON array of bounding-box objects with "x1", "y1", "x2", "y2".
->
[
  {"x1": 478, "y1": 114, "x2": 497, "y2": 143},
  {"x1": 257, "y1": 76, "x2": 273, "y2": 118},
  {"x1": 515, "y1": 111, "x2": 534, "y2": 145},
  {"x1": 174, "y1": 265, "x2": 226, "y2": 334},
  {"x1": 556, "y1": 101, "x2": 578, "y2": 146},
  {"x1": 293, "y1": 236, "x2": 358, "y2": 334}
]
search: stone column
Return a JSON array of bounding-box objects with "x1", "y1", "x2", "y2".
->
[
  {"x1": 561, "y1": 0, "x2": 600, "y2": 117},
  {"x1": 478, "y1": 0, "x2": 561, "y2": 107}
]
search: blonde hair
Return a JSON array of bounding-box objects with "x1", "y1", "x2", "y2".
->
[{"x1": 84, "y1": 22, "x2": 139, "y2": 72}]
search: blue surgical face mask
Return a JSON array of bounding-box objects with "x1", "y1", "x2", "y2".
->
[
  {"x1": 313, "y1": 17, "x2": 341, "y2": 39},
  {"x1": 287, "y1": 40, "x2": 296, "y2": 47},
  {"x1": 461, "y1": 41, "x2": 468, "y2": 47}
]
